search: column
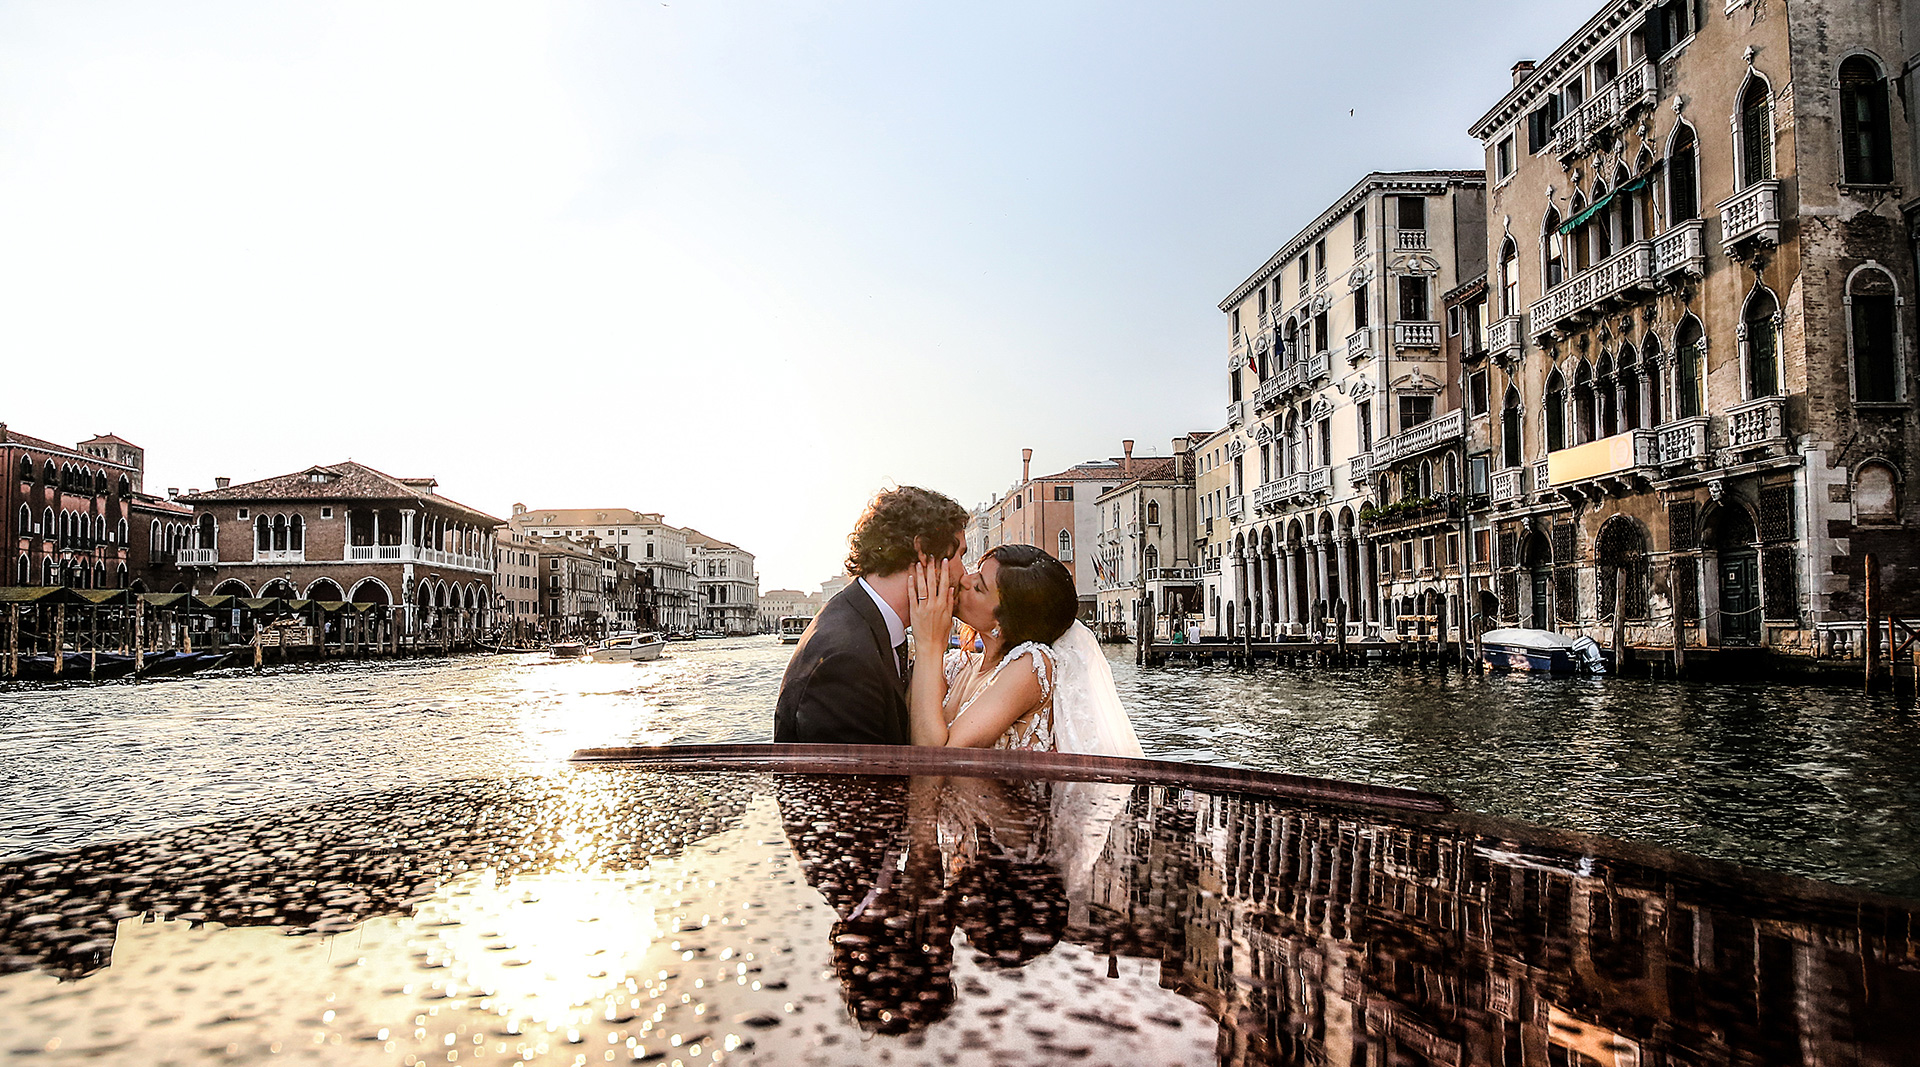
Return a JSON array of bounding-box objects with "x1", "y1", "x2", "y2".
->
[
  {"x1": 1277, "y1": 546, "x2": 1294, "y2": 633},
  {"x1": 1357, "y1": 534, "x2": 1375, "y2": 625},
  {"x1": 1285, "y1": 544, "x2": 1303, "y2": 631},
  {"x1": 1336, "y1": 536, "x2": 1353, "y2": 628},
  {"x1": 1231, "y1": 551, "x2": 1248, "y2": 638},
  {"x1": 401, "y1": 510, "x2": 416, "y2": 555},
  {"x1": 1315, "y1": 537, "x2": 1331, "y2": 624}
]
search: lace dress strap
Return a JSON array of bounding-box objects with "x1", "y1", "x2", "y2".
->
[
  {"x1": 942, "y1": 648, "x2": 971, "y2": 686},
  {"x1": 958, "y1": 642, "x2": 1055, "y2": 720}
]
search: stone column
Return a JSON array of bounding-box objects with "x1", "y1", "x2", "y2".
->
[
  {"x1": 1262, "y1": 549, "x2": 1279, "y2": 637},
  {"x1": 1336, "y1": 536, "x2": 1354, "y2": 629},
  {"x1": 1277, "y1": 546, "x2": 1294, "y2": 633},
  {"x1": 1357, "y1": 534, "x2": 1375, "y2": 625},
  {"x1": 1285, "y1": 544, "x2": 1303, "y2": 632},
  {"x1": 401, "y1": 510, "x2": 416, "y2": 555},
  {"x1": 1231, "y1": 551, "x2": 1248, "y2": 639}
]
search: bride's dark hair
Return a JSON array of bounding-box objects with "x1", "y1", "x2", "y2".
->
[{"x1": 984, "y1": 545, "x2": 1077, "y2": 654}]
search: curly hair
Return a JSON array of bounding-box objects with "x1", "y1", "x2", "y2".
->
[{"x1": 845, "y1": 486, "x2": 968, "y2": 578}]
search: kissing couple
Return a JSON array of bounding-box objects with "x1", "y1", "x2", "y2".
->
[{"x1": 774, "y1": 486, "x2": 1141, "y2": 758}]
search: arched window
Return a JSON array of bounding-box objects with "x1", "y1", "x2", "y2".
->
[
  {"x1": 1847, "y1": 265, "x2": 1902, "y2": 402},
  {"x1": 1743, "y1": 288, "x2": 1780, "y2": 398},
  {"x1": 1675, "y1": 317, "x2": 1705, "y2": 418},
  {"x1": 1618, "y1": 343, "x2": 1641, "y2": 430},
  {"x1": 117, "y1": 475, "x2": 130, "y2": 497},
  {"x1": 1596, "y1": 351, "x2": 1618, "y2": 437},
  {"x1": 1854, "y1": 462, "x2": 1900, "y2": 524},
  {"x1": 1418, "y1": 460, "x2": 1433, "y2": 498},
  {"x1": 1500, "y1": 238, "x2": 1519, "y2": 315},
  {"x1": 1589, "y1": 181, "x2": 1613, "y2": 262},
  {"x1": 289, "y1": 514, "x2": 305, "y2": 551},
  {"x1": 44, "y1": 460, "x2": 55, "y2": 483},
  {"x1": 256, "y1": 514, "x2": 271, "y2": 552},
  {"x1": 15, "y1": 555, "x2": 27, "y2": 585},
  {"x1": 1058, "y1": 529, "x2": 1072, "y2": 560},
  {"x1": 1643, "y1": 334, "x2": 1665, "y2": 426},
  {"x1": 1502, "y1": 387, "x2": 1523, "y2": 468},
  {"x1": 151, "y1": 519, "x2": 161, "y2": 551},
  {"x1": 198, "y1": 513, "x2": 216, "y2": 549},
  {"x1": 18, "y1": 456, "x2": 32, "y2": 482},
  {"x1": 1146, "y1": 500, "x2": 1160, "y2": 526},
  {"x1": 1840, "y1": 57, "x2": 1893, "y2": 185},
  {"x1": 1542, "y1": 209, "x2": 1565, "y2": 289},
  {"x1": 1145, "y1": 545, "x2": 1160, "y2": 571},
  {"x1": 1545, "y1": 370, "x2": 1567, "y2": 451},
  {"x1": 42, "y1": 508, "x2": 53, "y2": 541},
  {"x1": 1739, "y1": 76, "x2": 1774, "y2": 187},
  {"x1": 1668, "y1": 124, "x2": 1699, "y2": 223},
  {"x1": 1284, "y1": 412, "x2": 1299, "y2": 475},
  {"x1": 1573, "y1": 361, "x2": 1597, "y2": 444},
  {"x1": 1568, "y1": 193, "x2": 1591, "y2": 273},
  {"x1": 1283, "y1": 318, "x2": 1299, "y2": 370},
  {"x1": 1444, "y1": 454, "x2": 1460, "y2": 496},
  {"x1": 17, "y1": 504, "x2": 28, "y2": 535}
]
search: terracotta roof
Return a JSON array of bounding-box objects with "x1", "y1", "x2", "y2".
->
[
  {"x1": 512, "y1": 507, "x2": 670, "y2": 527},
  {"x1": 0, "y1": 426, "x2": 137, "y2": 470},
  {"x1": 129, "y1": 492, "x2": 195, "y2": 517},
  {"x1": 79, "y1": 433, "x2": 140, "y2": 448},
  {"x1": 682, "y1": 528, "x2": 746, "y2": 553},
  {"x1": 182, "y1": 460, "x2": 500, "y2": 524},
  {"x1": 1091, "y1": 457, "x2": 1188, "y2": 500}
]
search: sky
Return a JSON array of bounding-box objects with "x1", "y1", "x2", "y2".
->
[{"x1": 0, "y1": 0, "x2": 1598, "y2": 590}]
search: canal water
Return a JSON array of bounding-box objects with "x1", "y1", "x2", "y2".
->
[{"x1": 3, "y1": 637, "x2": 1917, "y2": 897}]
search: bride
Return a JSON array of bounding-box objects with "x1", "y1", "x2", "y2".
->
[{"x1": 906, "y1": 544, "x2": 1141, "y2": 758}]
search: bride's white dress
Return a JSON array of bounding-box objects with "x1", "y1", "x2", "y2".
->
[{"x1": 941, "y1": 621, "x2": 1141, "y2": 758}]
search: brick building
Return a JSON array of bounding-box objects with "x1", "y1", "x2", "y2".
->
[
  {"x1": 181, "y1": 462, "x2": 499, "y2": 639},
  {"x1": 3, "y1": 423, "x2": 138, "y2": 590},
  {"x1": 1467, "y1": 0, "x2": 1920, "y2": 655},
  {"x1": 968, "y1": 448, "x2": 1141, "y2": 619}
]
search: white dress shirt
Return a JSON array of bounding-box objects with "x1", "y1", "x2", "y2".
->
[{"x1": 858, "y1": 576, "x2": 907, "y2": 652}]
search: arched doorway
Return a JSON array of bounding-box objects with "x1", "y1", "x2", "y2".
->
[
  {"x1": 306, "y1": 578, "x2": 346, "y2": 602},
  {"x1": 1714, "y1": 506, "x2": 1761, "y2": 646},
  {"x1": 1522, "y1": 530, "x2": 1553, "y2": 628}
]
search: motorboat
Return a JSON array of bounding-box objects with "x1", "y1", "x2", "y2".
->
[
  {"x1": 778, "y1": 616, "x2": 812, "y2": 644},
  {"x1": 1480, "y1": 628, "x2": 1607, "y2": 674},
  {"x1": 549, "y1": 641, "x2": 589, "y2": 660},
  {"x1": 589, "y1": 632, "x2": 666, "y2": 663}
]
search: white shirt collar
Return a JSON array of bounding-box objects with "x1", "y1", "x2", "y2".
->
[{"x1": 857, "y1": 577, "x2": 907, "y2": 648}]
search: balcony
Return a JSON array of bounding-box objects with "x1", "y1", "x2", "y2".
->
[
  {"x1": 1375, "y1": 408, "x2": 1466, "y2": 463},
  {"x1": 1551, "y1": 61, "x2": 1658, "y2": 160},
  {"x1": 1490, "y1": 467, "x2": 1525, "y2": 506},
  {"x1": 1352, "y1": 237, "x2": 1368, "y2": 260},
  {"x1": 1262, "y1": 350, "x2": 1332, "y2": 402},
  {"x1": 1724, "y1": 395, "x2": 1789, "y2": 454},
  {"x1": 1146, "y1": 566, "x2": 1203, "y2": 583},
  {"x1": 1528, "y1": 240, "x2": 1654, "y2": 336},
  {"x1": 1253, "y1": 375, "x2": 1285, "y2": 411},
  {"x1": 1394, "y1": 321, "x2": 1441, "y2": 349},
  {"x1": 1253, "y1": 481, "x2": 1284, "y2": 513},
  {"x1": 1226, "y1": 495, "x2": 1245, "y2": 520},
  {"x1": 1226, "y1": 399, "x2": 1246, "y2": 427},
  {"x1": 1656, "y1": 415, "x2": 1710, "y2": 466},
  {"x1": 1545, "y1": 428, "x2": 1660, "y2": 495},
  {"x1": 1346, "y1": 327, "x2": 1372, "y2": 362},
  {"x1": 254, "y1": 549, "x2": 306, "y2": 564},
  {"x1": 175, "y1": 547, "x2": 218, "y2": 566},
  {"x1": 1395, "y1": 229, "x2": 1429, "y2": 251},
  {"x1": 1531, "y1": 458, "x2": 1551, "y2": 497},
  {"x1": 1349, "y1": 450, "x2": 1375, "y2": 484},
  {"x1": 1653, "y1": 218, "x2": 1706, "y2": 278},
  {"x1": 1203, "y1": 557, "x2": 1221, "y2": 574},
  {"x1": 1488, "y1": 315, "x2": 1525, "y2": 362},
  {"x1": 347, "y1": 544, "x2": 407, "y2": 562},
  {"x1": 1275, "y1": 466, "x2": 1332, "y2": 502},
  {"x1": 1314, "y1": 267, "x2": 1328, "y2": 290},
  {"x1": 1719, "y1": 181, "x2": 1781, "y2": 253},
  {"x1": 1362, "y1": 496, "x2": 1461, "y2": 535}
]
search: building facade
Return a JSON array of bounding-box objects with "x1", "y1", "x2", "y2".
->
[
  {"x1": 1193, "y1": 427, "x2": 1233, "y2": 635},
  {"x1": 1219, "y1": 172, "x2": 1488, "y2": 639},
  {"x1": 509, "y1": 506, "x2": 695, "y2": 631},
  {"x1": 493, "y1": 526, "x2": 541, "y2": 641},
  {"x1": 531, "y1": 534, "x2": 603, "y2": 637},
  {"x1": 758, "y1": 588, "x2": 819, "y2": 632},
  {"x1": 1092, "y1": 439, "x2": 1202, "y2": 639},
  {"x1": 181, "y1": 462, "x2": 499, "y2": 638},
  {"x1": 4, "y1": 423, "x2": 141, "y2": 591},
  {"x1": 1467, "y1": 0, "x2": 1920, "y2": 655},
  {"x1": 685, "y1": 529, "x2": 758, "y2": 634}
]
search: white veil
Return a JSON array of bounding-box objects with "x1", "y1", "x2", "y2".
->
[{"x1": 1048, "y1": 621, "x2": 1143, "y2": 759}]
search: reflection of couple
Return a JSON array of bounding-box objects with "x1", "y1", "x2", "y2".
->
[{"x1": 773, "y1": 486, "x2": 1140, "y2": 757}]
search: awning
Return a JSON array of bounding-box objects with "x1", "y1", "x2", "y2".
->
[
  {"x1": 1558, "y1": 174, "x2": 1654, "y2": 234},
  {"x1": 0, "y1": 586, "x2": 89, "y2": 607}
]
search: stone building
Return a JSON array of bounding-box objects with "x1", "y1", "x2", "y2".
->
[
  {"x1": 968, "y1": 448, "x2": 1135, "y2": 618},
  {"x1": 3, "y1": 423, "x2": 140, "y2": 590},
  {"x1": 493, "y1": 526, "x2": 541, "y2": 641},
  {"x1": 758, "y1": 588, "x2": 819, "y2": 632},
  {"x1": 508, "y1": 506, "x2": 694, "y2": 631},
  {"x1": 1467, "y1": 0, "x2": 1919, "y2": 655},
  {"x1": 1218, "y1": 172, "x2": 1488, "y2": 639},
  {"x1": 181, "y1": 461, "x2": 499, "y2": 638},
  {"x1": 1092, "y1": 438, "x2": 1203, "y2": 640},
  {"x1": 530, "y1": 533, "x2": 603, "y2": 637},
  {"x1": 1192, "y1": 427, "x2": 1233, "y2": 635},
  {"x1": 685, "y1": 529, "x2": 758, "y2": 634}
]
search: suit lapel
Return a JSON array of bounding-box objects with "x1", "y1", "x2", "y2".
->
[{"x1": 838, "y1": 582, "x2": 900, "y2": 684}]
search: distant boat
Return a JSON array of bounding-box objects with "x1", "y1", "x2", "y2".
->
[
  {"x1": 590, "y1": 632, "x2": 666, "y2": 663},
  {"x1": 1480, "y1": 628, "x2": 1607, "y2": 675},
  {"x1": 550, "y1": 641, "x2": 589, "y2": 660},
  {"x1": 778, "y1": 616, "x2": 812, "y2": 644}
]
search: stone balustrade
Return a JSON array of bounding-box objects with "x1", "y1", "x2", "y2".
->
[
  {"x1": 1719, "y1": 181, "x2": 1781, "y2": 252},
  {"x1": 1528, "y1": 240, "x2": 1654, "y2": 335}
]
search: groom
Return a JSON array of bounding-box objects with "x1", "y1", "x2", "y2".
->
[{"x1": 774, "y1": 486, "x2": 968, "y2": 745}]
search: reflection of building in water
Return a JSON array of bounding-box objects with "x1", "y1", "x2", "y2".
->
[{"x1": 1087, "y1": 788, "x2": 1919, "y2": 1067}]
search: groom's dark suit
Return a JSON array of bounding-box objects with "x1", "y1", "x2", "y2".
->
[{"x1": 774, "y1": 582, "x2": 911, "y2": 745}]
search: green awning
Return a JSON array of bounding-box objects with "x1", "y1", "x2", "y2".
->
[
  {"x1": 0, "y1": 586, "x2": 88, "y2": 606},
  {"x1": 73, "y1": 589, "x2": 130, "y2": 606},
  {"x1": 1558, "y1": 174, "x2": 1654, "y2": 234},
  {"x1": 139, "y1": 592, "x2": 192, "y2": 609}
]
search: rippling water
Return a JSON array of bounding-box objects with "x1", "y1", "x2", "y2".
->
[{"x1": 3, "y1": 637, "x2": 1917, "y2": 896}]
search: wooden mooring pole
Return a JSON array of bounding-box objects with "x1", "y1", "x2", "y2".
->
[
  {"x1": 7, "y1": 604, "x2": 17, "y2": 679},
  {"x1": 1865, "y1": 553, "x2": 1879, "y2": 694},
  {"x1": 1613, "y1": 566, "x2": 1628, "y2": 675},
  {"x1": 51, "y1": 605, "x2": 65, "y2": 677}
]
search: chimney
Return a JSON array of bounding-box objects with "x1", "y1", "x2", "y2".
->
[
  {"x1": 187, "y1": 488, "x2": 198, "y2": 496},
  {"x1": 1122, "y1": 439, "x2": 1134, "y2": 476},
  {"x1": 1511, "y1": 60, "x2": 1536, "y2": 87},
  {"x1": 167, "y1": 488, "x2": 179, "y2": 500},
  {"x1": 214, "y1": 476, "x2": 230, "y2": 490},
  {"x1": 1021, "y1": 448, "x2": 1032, "y2": 483},
  {"x1": 1173, "y1": 437, "x2": 1188, "y2": 478}
]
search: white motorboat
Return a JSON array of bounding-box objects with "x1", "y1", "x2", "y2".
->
[
  {"x1": 1480, "y1": 628, "x2": 1607, "y2": 674},
  {"x1": 588, "y1": 632, "x2": 667, "y2": 663}
]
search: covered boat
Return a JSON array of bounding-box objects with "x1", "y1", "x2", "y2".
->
[
  {"x1": 589, "y1": 632, "x2": 666, "y2": 663},
  {"x1": 1480, "y1": 627, "x2": 1607, "y2": 674}
]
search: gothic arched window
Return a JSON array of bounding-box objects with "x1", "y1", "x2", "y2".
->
[
  {"x1": 1744, "y1": 288, "x2": 1781, "y2": 398},
  {"x1": 1840, "y1": 56, "x2": 1893, "y2": 185},
  {"x1": 1848, "y1": 265, "x2": 1902, "y2": 402}
]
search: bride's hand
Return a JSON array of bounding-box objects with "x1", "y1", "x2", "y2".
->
[{"x1": 908, "y1": 557, "x2": 954, "y2": 649}]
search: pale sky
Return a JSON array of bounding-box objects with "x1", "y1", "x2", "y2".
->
[{"x1": 1, "y1": 1, "x2": 1595, "y2": 590}]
